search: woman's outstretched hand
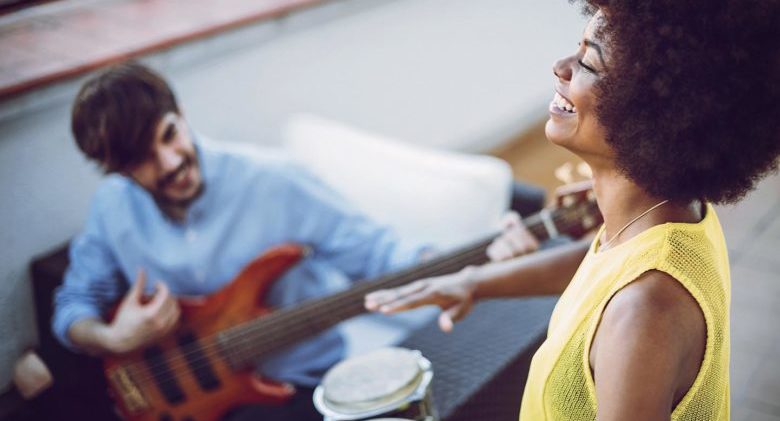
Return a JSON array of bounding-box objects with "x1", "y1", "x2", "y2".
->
[{"x1": 364, "y1": 268, "x2": 477, "y2": 332}]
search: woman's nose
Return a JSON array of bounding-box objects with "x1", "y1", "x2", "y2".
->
[{"x1": 553, "y1": 57, "x2": 573, "y2": 82}]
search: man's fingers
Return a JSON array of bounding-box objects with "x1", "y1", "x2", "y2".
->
[
  {"x1": 159, "y1": 299, "x2": 180, "y2": 324},
  {"x1": 505, "y1": 226, "x2": 539, "y2": 255},
  {"x1": 160, "y1": 303, "x2": 181, "y2": 334},
  {"x1": 147, "y1": 282, "x2": 173, "y2": 312},
  {"x1": 488, "y1": 211, "x2": 540, "y2": 262},
  {"x1": 130, "y1": 269, "x2": 147, "y2": 299},
  {"x1": 503, "y1": 230, "x2": 529, "y2": 254},
  {"x1": 554, "y1": 179, "x2": 594, "y2": 202},
  {"x1": 159, "y1": 294, "x2": 180, "y2": 323},
  {"x1": 487, "y1": 241, "x2": 512, "y2": 262},
  {"x1": 501, "y1": 211, "x2": 522, "y2": 230},
  {"x1": 146, "y1": 294, "x2": 180, "y2": 337}
]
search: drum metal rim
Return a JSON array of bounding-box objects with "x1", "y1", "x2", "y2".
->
[{"x1": 313, "y1": 355, "x2": 433, "y2": 420}]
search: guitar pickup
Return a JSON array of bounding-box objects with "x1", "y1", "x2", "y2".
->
[{"x1": 107, "y1": 365, "x2": 150, "y2": 414}]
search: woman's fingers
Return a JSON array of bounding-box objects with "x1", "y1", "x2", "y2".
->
[
  {"x1": 376, "y1": 288, "x2": 438, "y2": 314},
  {"x1": 365, "y1": 271, "x2": 476, "y2": 332},
  {"x1": 365, "y1": 281, "x2": 426, "y2": 310},
  {"x1": 438, "y1": 300, "x2": 473, "y2": 332},
  {"x1": 365, "y1": 278, "x2": 458, "y2": 314}
]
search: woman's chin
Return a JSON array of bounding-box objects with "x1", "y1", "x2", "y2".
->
[{"x1": 545, "y1": 120, "x2": 577, "y2": 147}]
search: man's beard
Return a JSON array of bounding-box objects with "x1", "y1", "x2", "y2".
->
[{"x1": 153, "y1": 154, "x2": 204, "y2": 218}]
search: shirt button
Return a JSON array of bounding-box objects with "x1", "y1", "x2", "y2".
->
[{"x1": 186, "y1": 229, "x2": 198, "y2": 243}]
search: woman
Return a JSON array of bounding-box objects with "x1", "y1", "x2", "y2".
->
[{"x1": 365, "y1": 1, "x2": 780, "y2": 419}]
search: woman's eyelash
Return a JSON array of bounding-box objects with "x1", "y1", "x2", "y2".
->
[{"x1": 578, "y1": 59, "x2": 596, "y2": 73}]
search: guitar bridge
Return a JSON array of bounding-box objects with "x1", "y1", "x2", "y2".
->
[{"x1": 107, "y1": 365, "x2": 150, "y2": 414}]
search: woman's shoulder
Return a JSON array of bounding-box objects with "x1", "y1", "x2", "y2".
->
[
  {"x1": 604, "y1": 270, "x2": 705, "y2": 341},
  {"x1": 618, "y1": 204, "x2": 729, "y2": 296},
  {"x1": 592, "y1": 269, "x2": 706, "y2": 416}
]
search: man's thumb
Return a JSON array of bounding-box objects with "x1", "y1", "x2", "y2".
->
[{"x1": 130, "y1": 269, "x2": 147, "y2": 299}]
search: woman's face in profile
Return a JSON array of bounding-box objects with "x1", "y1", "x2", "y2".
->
[{"x1": 545, "y1": 11, "x2": 611, "y2": 161}]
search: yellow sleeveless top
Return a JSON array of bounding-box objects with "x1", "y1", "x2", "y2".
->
[{"x1": 519, "y1": 203, "x2": 730, "y2": 420}]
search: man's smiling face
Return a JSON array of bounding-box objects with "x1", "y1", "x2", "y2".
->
[{"x1": 124, "y1": 112, "x2": 202, "y2": 206}]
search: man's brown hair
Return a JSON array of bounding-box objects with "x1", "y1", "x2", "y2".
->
[{"x1": 71, "y1": 62, "x2": 179, "y2": 173}]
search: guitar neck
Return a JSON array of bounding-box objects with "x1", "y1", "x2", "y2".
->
[{"x1": 216, "y1": 203, "x2": 595, "y2": 369}]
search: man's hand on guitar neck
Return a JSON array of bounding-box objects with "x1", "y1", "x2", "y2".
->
[
  {"x1": 365, "y1": 212, "x2": 540, "y2": 332},
  {"x1": 486, "y1": 212, "x2": 540, "y2": 262},
  {"x1": 68, "y1": 269, "x2": 181, "y2": 355}
]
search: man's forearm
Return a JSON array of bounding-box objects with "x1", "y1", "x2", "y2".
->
[
  {"x1": 68, "y1": 318, "x2": 116, "y2": 356},
  {"x1": 469, "y1": 239, "x2": 590, "y2": 299}
]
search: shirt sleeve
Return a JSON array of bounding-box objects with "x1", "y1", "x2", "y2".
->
[
  {"x1": 52, "y1": 200, "x2": 125, "y2": 352},
  {"x1": 280, "y1": 164, "x2": 430, "y2": 281}
]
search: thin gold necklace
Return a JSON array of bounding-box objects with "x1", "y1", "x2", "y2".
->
[{"x1": 601, "y1": 199, "x2": 669, "y2": 250}]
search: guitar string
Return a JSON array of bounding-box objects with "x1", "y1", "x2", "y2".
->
[
  {"x1": 119, "y1": 208, "x2": 595, "y2": 389},
  {"x1": 116, "y1": 204, "x2": 597, "y2": 389}
]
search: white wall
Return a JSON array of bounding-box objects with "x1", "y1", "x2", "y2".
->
[{"x1": 0, "y1": 0, "x2": 584, "y2": 392}]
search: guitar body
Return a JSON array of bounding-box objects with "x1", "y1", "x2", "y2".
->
[{"x1": 103, "y1": 244, "x2": 305, "y2": 421}]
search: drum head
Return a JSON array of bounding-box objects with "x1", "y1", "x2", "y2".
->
[{"x1": 322, "y1": 347, "x2": 422, "y2": 412}]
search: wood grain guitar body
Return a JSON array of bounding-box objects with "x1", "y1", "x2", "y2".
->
[{"x1": 103, "y1": 245, "x2": 304, "y2": 421}]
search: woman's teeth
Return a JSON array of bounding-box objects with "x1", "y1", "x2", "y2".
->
[{"x1": 554, "y1": 92, "x2": 577, "y2": 113}]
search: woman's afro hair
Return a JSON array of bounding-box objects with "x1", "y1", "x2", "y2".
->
[{"x1": 573, "y1": 0, "x2": 780, "y2": 204}]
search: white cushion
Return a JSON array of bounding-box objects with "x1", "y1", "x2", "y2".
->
[{"x1": 283, "y1": 114, "x2": 512, "y2": 249}]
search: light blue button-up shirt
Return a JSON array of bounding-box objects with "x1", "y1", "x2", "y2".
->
[{"x1": 53, "y1": 138, "x2": 425, "y2": 386}]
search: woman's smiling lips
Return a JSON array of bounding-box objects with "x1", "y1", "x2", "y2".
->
[{"x1": 549, "y1": 90, "x2": 577, "y2": 117}]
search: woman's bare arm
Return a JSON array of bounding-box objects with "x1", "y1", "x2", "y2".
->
[
  {"x1": 471, "y1": 238, "x2": 590, "y2": 299},
  {"x1": 365, "y1": 239, "x2": 590, "y2": 331}
]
